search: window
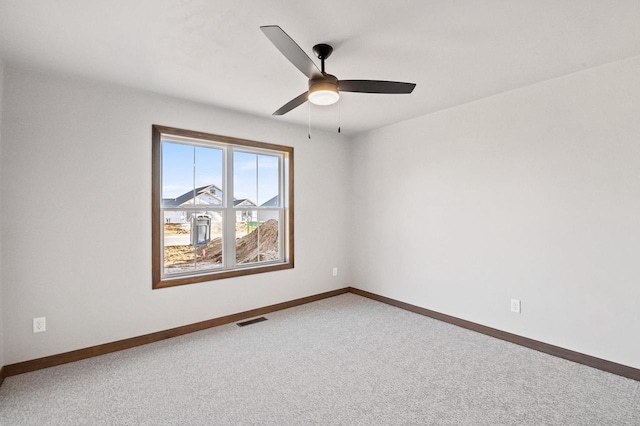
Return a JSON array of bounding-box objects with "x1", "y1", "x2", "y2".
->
[{"x1": 152, "y1": 125, "x2": 294, "y2": 288}]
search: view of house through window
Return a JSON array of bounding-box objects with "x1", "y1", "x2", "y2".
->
[{"x1": 152, "y1": 126, "x2": 293, "y2": 288}]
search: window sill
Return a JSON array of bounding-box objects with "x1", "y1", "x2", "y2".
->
[{"x1": 153, "y1": 261, "x2": 294, "y2": 289}]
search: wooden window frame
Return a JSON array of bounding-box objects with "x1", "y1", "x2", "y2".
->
[{"x1": 152, "y1": 125, "x2": 294, "y2": 289}]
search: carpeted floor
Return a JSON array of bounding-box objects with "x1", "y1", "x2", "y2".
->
[{"x1": 1, "y1": 293, "x2": 639, "y2": 425}]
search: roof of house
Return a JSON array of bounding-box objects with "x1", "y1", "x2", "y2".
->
[
  {"x1": 233, "y1": 199, "x2": 256, "y2": 207},
  {"x1": 260, "y1": 195, "x2": 279, "y2": 207},
  {"x1": 164, "y1": 185, "x2": 277, "y2": 208},
  {"x1": 163, "y1": 184, "x2": 222, "y2": 207}
]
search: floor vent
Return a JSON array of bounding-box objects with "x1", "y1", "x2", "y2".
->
[{"x1": 237, "y1": 317, "x2": 268, "y2": 327}]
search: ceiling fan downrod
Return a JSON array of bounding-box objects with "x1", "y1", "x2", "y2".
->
[{"x1": 312, "y1": 43, "x2": 333, "y2": 74}]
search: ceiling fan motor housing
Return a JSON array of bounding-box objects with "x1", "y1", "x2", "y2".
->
[{"x1": 309, "y1": 73, "x2": 338, "y2": 92}]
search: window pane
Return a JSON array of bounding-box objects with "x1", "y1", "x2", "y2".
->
[
  {"x1": 234, "y1": 151, "x2": 280, "y2": 206},
  {"x1": 193, "y1": 211, "x2": 223, "y2": 271},
  {"x1": 258, "y1": 154, "x2": 279, "y2": 206},
  {"x1": 235, "y1": 210, "x2": 280, "y2": 264},
  {"x1": 162, "y1": 142, "x2": 194, "y2": 207},
  {"x1": 194, "y1": 146, "x2": 223, "y2": 206},
  {"x1": 163, "y1": 210, "x2": 223, "y2": 275},
  {"x1": 233, "y1": 151, "x2": 257, "y2": 204},
  {"x1": 258, "y1": 210, "x2": 280, "y2": 261},
  {"x1": 163, "y1": 211, "x2": 196, "y2": 275}
]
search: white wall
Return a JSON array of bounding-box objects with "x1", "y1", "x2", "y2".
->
[
  {"x1": 350, "y1": 56, "x2": 640, "y2": 369},
  {"x1": 0, "y1": 66, "x2": 350, "y2": 364}
]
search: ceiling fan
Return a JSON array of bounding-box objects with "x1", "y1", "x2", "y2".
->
[{"x1": 261, "y1": 25, "x2": 416, "y2": 116}]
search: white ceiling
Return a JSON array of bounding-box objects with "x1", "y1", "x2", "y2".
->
[{"x1": 1, "y1": 0, "x2": 639, "y2": 135}]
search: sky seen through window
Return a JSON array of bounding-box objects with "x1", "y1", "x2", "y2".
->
[{"x1": 162, "y1": 142, "x2": 279, "y2": 205}]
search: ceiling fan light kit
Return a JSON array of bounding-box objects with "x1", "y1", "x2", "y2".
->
[
  {"x1": 308, "y1": 74, "x2": 339, "y2": 105},
  {"x1": 260, "y1": 25, "x2": 416, "y2": 116}
]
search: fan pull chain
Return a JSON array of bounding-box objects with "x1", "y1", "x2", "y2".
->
[{"x1": 338, "y1": 100, "x2": 341, "y2": 134}]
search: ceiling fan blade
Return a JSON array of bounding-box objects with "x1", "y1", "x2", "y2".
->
[
  {"x1": 339, "y1": 80, "x2": 416, "y2": 94},
  {"x1": 261, "y1": 25, "x2": 322, "y2": 79},
  {"x1": 273, "y1": 92, "x2": 309, "y2": 116}
]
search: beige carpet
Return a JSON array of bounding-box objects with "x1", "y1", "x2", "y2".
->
[{"x1": 1, "y1": 293, "x2": 639, "y2": 425}]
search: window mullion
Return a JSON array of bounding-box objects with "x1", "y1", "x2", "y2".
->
[
  {"x1": 279, "y1": 154, "x2": 286, "y2": 261},
  {"x1": 224, "y1": 147, "x2": 236, "y2": 268},
  {"x1": 192, "y1": 146, "x2": 197, "y2": 270}
]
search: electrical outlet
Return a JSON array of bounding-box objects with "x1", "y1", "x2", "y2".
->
[
  {"x1": 33, "y1": 317, "x2": 46, "y2": 333},
  {"x1": 332, "y1": 267, "x2": 338, "y2": 276},
  {"x1": 510, "y1": 299, "x2": 521, "y2": 314}
]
